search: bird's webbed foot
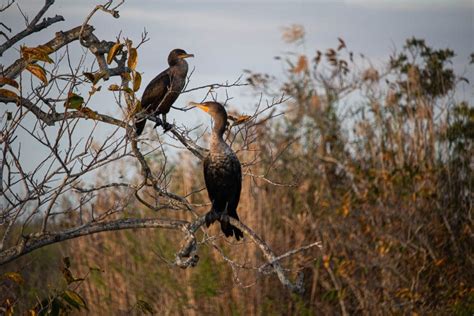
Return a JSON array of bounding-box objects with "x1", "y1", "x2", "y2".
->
[
  {"x1": 162, "y1": 122, "x2": 173, "y2": 132},
  {"x1": 152, "y1": 116, "x2": 163, "y2": 129},
  {"x1": 205, "y1": 210, "x2": 218, "y2": 227},
  {"x1": 160, "y1": 114, "x2": 173, "y2": 132},
  {"x1": 153, "y1": 117, "x2": 163, "y2": 128}
]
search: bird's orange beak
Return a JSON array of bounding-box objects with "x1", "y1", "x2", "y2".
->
[
  {"x1": 178, "y1": 53, "x2": 194, "y2": 59},
  {"x1": 189, "y1": 102, "x2": 209, "y2": 112}
]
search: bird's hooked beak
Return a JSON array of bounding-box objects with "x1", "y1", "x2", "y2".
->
[
  {"x1": 189, "y1": 102, "x2": 209, "y2": 113},
  {"x1": 178, "y1": 53, "x2": 194, "y2": 59}
]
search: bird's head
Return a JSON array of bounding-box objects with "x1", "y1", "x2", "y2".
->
[
  {"x1": 168, "y1": 48, "x2": 194, "y2": 66},
  {"x1": 190, "y1": 101, "x2": 229, "y2": 134},
  {"x1": 190, "y1": 101, "x2": 228, "y2": 120}
]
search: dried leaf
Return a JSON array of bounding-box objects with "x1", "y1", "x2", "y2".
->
[
  {"x1": 84, "y1": 72, "x2": 105, "y2": 85},
  {"x1": 36, "y1": 44, "x2": 53, "y2": 54},
  {"x1": 2, "y1": 272, "x2": 24, "y2": 284},
  {"x1": 89, "y1": 265, "x2": 103, "y2": 272},
  {"x1": 89, "y1": 85, "x2": 101, "y2": 96},
  {"x1": 81, "y1": 107, "x2": 99, "y2": 120},
  {"x1": 0, "y1": 77, "x2": 19, "y2": 89},
  {"x1": 362, "y1": 68, "x2": 380, "y2": 82},
  {"x1": 6, "y1": 112, "x2": 12, "y2": 120},
  {"x1": 27, "y1": 309, "x2": 37, "y2": 316},
  {"x1": 0, "y1": 88, "x2": 19, "y2": 100},
  {"x1": 315, "y1": 50, "x2": 322, "y2": 64},
  {"x1": 337, "y1": 37, "x2": 346, "y2": 51},
  {"x1": 311, "y1": 94, "x2": 321, "y2": 110},
  {"x1": 122, "y1": 86, "x2": 134, "y2": 94},
  {"x1": 107, "y1": 41, "x2": 123, "y2": 65},
  {"x1": 108, "y1": 84, "x2": 121, "y2": 91},
  {"x1": 21, "y1": 45, "x2": 53, "y2": 63},
  {"x1": 325, "y1": 49, "x2": 336, "y2": 57},
  {"x1": 292, "y1": 55, "x2": 308, "y2": 74},
  {"x1": 121, "y1": 71, "x2": 131, "y2": 81},
  {"x1": 282, "y1": 24, "x2": 305, "y2": 44},
  {"x1": 63, "y1": 256, "x2": 71, "y2": 268},
  {"x1": 323, "y1": 255, "x2": 331, "y2": 269},
  {"x1": 65, "y1": 92, "x2": 84, "y2": 110},
  {"x1": 234, "y1": 115, "x2": 252, "y2": 125},
  {"x1": 62, "y1": 267, "x2": 75, "y2": 284},
  {"x1": 26, "y1": 64, "x2": 48, "y2": 85},
  {"x1": 62, "y1": 290, "x2": 88, "y2": 310},
  {"x1": 83, "y1": 72, "x2": 96, "y2": 83},
  {"x1": 132, "y1": 100, "x2": 142, "y2": 114},
  {"x1": 128, "y1": 47, "x2": 138, "y2": 70},
  {"x1": 133, "y1": 71, "x2": 142, "y2": 92}
]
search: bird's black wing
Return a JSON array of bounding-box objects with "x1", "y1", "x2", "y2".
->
[
  {"x1": 135, "y1": 69, "x2": 171, "y2": 135},
  {"x1": 203, "y1": 156, "x2": 221, "y2": 210},
  {"x1": 141, "y1": 69, "x2": 171, "y2": 112},
  {"x1": 226, "y1": 156, "x2": 243, "y2": 240},
  {"x1": 226, "y1": 156, "x2": 242, "y2": 220}
]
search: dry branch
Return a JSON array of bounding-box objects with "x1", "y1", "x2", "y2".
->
[
  {"x1": 0, "y1": 217, "x2": 187, "y2": 265},
  {"x1": 0, "y1": 0, "x2": 64, "y2": 56}
]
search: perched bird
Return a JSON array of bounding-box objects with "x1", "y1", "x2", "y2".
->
[
  {"x1": 135, "y1": 48, "x2": 194, "y2": 135},
  {"x1": 191, "y1": 101, "x2": 244, "y2": 240}
]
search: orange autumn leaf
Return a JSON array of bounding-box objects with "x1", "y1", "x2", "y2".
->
[
  {"x1": 107, "y1": 41, "x2": 123, "y2": 65},
  {"x1": 0, "y1": 77, "x2": 19, "y2": 89},
  {"x1": 26, "y1": 64, "x2": 48, "y2": 85},
  {"x1": 128, "y1": 47, "x2": 138, "y2": 70}
]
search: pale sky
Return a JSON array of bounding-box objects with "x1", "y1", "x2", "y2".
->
[
  {"x1": 1, "y1": 0, "x2": 473, "y2": 181},
  {"x1": 2, "y1": 0, "x2": 473, "y2": 113}
]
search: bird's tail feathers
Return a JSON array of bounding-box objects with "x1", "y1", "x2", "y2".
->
[
  {"x1": 135, "y1": 119, "x2": 146, "y2": 136},
  {"x1": 206, "y1": 208, "x2": 244, "y2": 241},
  {"x1": 220, "y1": 218, "x2": 243, "y2": 241}
]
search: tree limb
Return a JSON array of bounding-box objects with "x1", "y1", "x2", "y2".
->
[
  {"x1": 227, "y1": 216, "x2": 306, "y2": 294},
  {"x1": 0, "y1": 96, "x2": 128, "y2": 128},
  {"x1": 2, "y1": 24, "x2": 94, "y2": 79},
  {"x1": 0, "y1": 217, "x2": 188, "y2": 265},
  {"x1": 0, "y1": 0, "x2": 64, "y2": 56}
]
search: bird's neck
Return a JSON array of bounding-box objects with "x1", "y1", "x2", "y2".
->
[
  {"x1": 210, "y1": 118, "x2": 228, "y2": 154},
  {"x1": 170, "y1": 59, "x2": 188, "y2": 75}
]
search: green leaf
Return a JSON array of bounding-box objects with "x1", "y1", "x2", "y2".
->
[
  {"x1": 62, "y1": 290, "x2": 87, "y2": 311},
  {"x1": 135, "y1": 299, "x2": 154, "y2": 314},
  {"x1": 65, "y1": 93, "x2": 84, "y2": 110}
]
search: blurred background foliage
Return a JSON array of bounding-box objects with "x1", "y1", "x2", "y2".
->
[{"x1": 1, "y1": 27, "x2": 473, "y2": 314}]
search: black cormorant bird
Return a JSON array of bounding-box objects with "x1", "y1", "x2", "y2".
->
[
  {"x1": 135, "y1": 49, "x2": 194, "y2": 135},
  {"x1": 192, "y1": 101, "x2": 244, "y2": 241}
]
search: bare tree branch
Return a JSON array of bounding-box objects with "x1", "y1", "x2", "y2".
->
[
  {"x1": 0, "y1": 217, "x2": 188, "y2": 265},
  {"x1": 0, "y1": 0, "x2": 64, "y2": 56},
  {"x1": 2, "y1": 24, "x2": 94, "y2": 79}
]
